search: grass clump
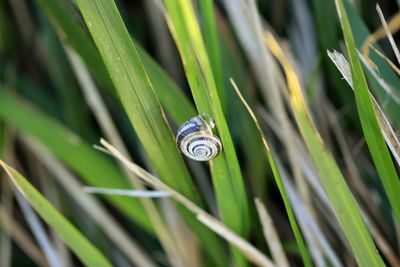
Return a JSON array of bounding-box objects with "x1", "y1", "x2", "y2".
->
[{"x1": 0, "y1": 0, "x2": 399, "y2": 266}]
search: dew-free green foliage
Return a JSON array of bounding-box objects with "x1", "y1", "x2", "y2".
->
[{"x1": 0, "y1": 161, "x2": 113, "y2": 267}]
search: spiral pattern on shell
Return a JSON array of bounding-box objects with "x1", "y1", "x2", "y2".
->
[{"x1": 176, "y1": 116, "x2": 222, "y2": 161}]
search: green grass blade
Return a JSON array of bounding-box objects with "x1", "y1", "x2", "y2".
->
[
  {"x1": 164, "y1": 0, "x2": 249, "y2": 233},
  {"x1": 36, "y1": 0, "x2": 196, "y2": 125},
  {"x1": 220, "y1": 34, "x2": 268, "y2": 198},
  {"x1": 335, "y1": 0, "x2": 400, "y2": 223},
  {"x1": 134, "y1": 42, "x2": 196, "y2": 124},
  {"x1": 311, "y1": 0, "x2": 400, "y2": 127},
  {"x1": 0, "y1": 90, "x2": 152, "y2": 233},
  {"x1": 164, "y1": 1, "x2": 250, "y2": 265},
  {"x1": 266, "y1": 32, "x2": 385, "y2": 267},
  {"x1": 231, "y1": 80, "x2": 312, "y2": 267},
  {"x1": 40, "y1": 22, "x2": 92, "y2": 139},
  {"x1": 75, "y1": 0, "x2": 199, "y2": 213},
  {"x1": 0, "y1": 161, "x2": 113, "y2": 267},
  {"x1": 36, "y1": 0, "x2": 114, "y2": 91},
  {"x1": 199, "y1": 0, "x2": 225, "y2": 110},
  {"x1": 166, "y1": 0, "x2": 250, "y2": 233},
  {"x1": 343, "y1": 0, "x2": 400, "y2": 111},
  {"x1": 74, "y1": 0, "x2": 223, "y2": 264}
]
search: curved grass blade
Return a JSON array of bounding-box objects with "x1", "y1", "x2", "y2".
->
[
  {"x1": 218, "y1": 23, "x2": 268, "y2": 197},
  {"x1": 36, "y1": 0, "x2": 196, "y2": 125},
  {"x1": 74, "y1": 0, "x2": 224, "y2": 264},
  {"x1": 100, "y1": 138, "x2": 276, "y2": 267},
  {"x1": 0, "y1": 161, "x2": 113, "y2": 267},
  {"x1": 135, "y1": 43, "x2": 196, "y2": 124},
  {"x1": 35, "y1": 0, "x2": 114, "y2": 91},
  {"x1": 335, "y1": 0, "x2": 400, "y2": 223},
  {"x1": 75, "y1": 0, "x2": 199, "y2": 202},
  {"x1": 0, "y1": 90, "x2": 152, "y2": 233},
  {"x1": 164, "y1": 0, "x2": 249, "y2": 233},
  {"x1": 328, "y1": 50, "x2": 400, "y2": 169},
  {"x1": 214, "y1": 20, "x2": 269, "y2": 199},
  {"x1": 231, "y1": 79, "x2": 312, "y2": 267},
  {"x1": 39, "y1": 23, "x2": 92, "y2": 139},
  {"x1": 342, "y1": 0, "x2": 400, "y2": 125},
  {"x1": 265, "y1": 32, "x2": 385, "y2": 267},
  {"x1": 163, "y1": 1, "x2": 250, "y2": 265},
  {"x1": 23, "y1": 139, "x2": 157, "y2": 267},
  {"x1": 0, "y1": 204, "x2": 49, "y2": 267}
]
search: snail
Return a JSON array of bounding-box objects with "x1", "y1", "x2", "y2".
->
[{"x1": 176, "y1": 115, "x2": 222, "y2": 161}]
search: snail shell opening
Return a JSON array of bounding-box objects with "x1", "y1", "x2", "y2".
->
[{"x1": 176, "y1": 116, "x2": 222, "y2": 161}]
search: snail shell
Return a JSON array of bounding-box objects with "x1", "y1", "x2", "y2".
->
[{"x1": 176, "y1": 116, "x2": 222, "y2": 161}]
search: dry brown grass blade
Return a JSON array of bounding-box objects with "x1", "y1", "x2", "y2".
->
[
  {"x1": 328, "y1": 50, "x2": 400, "y2": 168},
  {"x1": 368, "y1": 45, "x2": 400, "y2": 76},
  {"x1": 361, "y1": 8, "x2": 400, "y2": 72},
  {"x1": 0, "y1": 204, "x2": 49, "y2": 267},
  {"x1": 376, "y1": 4, "x2": 400, "y2": 65},
  {"x1": 358, "y1": 51, "x2": 400, "y2": 106},
  {"x1": 99, "y1": 138, "x2": 276, "y2": 267},
  {"x1": 196, "y1": 214, "x2": 275, "y2": 267},
  {"x1": 160, "y1": 200, "x2": 201, "y2": 267},
  {"x1": 255, "y1": 199, "x2": 290, "y2": 267}
]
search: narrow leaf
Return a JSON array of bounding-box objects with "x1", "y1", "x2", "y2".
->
[
  {"x1": 74, "y1": 0, "x2": 223, "y2": 264},
  {"x1": 0, "y1": 161, "x2": 113, "y2": 267},
  {"x1": 0, "y1": 90, "x2": 152, "y2": 232},
  {"x1": 266, "y1": 32, "x2": 385, "y2": 267},
  {"x1": 335, "y1": 0, "x2": 400, "y2": 223},
  {"x1": 164, "y1": 0, "x2": 250, "y2": 234},
  {"x1": 36, "y1": 0, "x2": 196, "y2": 125},
  {"x1": 199, "y1": 0, "x2": 225, "y2": 109},
  {"x1": 164, "y1": 1, "x2": 250, "y2": 265},
  {"x1": 231, "y1": 79, "x2": 312, "y2": 267}
]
